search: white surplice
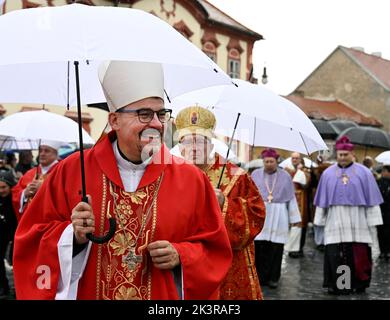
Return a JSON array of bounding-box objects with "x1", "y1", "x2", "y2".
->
[
  {"x1": 255, "y1": 198, "x2": 301, "y2": 244},
  {"x1": 314, "y1": 205, "x2": 383, "y2": 245}
]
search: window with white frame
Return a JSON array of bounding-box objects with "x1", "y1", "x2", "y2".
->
[
  {"x1": 205, "y1": 51, "x2": 217, "y2": 62},
  {"x1": 228, "y1": 59, "x2": 240, "y2": 79}
]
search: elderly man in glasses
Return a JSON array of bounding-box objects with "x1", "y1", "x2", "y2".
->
[
  {"x1": 12, "y1": 140, "x2": 64, "y2": 219},
  {"x1": 14, "y1": 61, "x2": 232, "y2": 300},
  {"x1": 175, "y1": 106, "x2": 266, "y2": 300}
]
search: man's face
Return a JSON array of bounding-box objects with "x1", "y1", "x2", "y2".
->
[
  {"x1": 179, "y1": 134, "x2": 213, "y2": 166},
  {"x1": 109, "y1": 97, "x2": 165, "y2": 162},
  {"x1": 263, "y1": 157, "x2": 278, "y2": 173},
  {"x1": 39, "y1": 145, "x2": 58, "y2": 167},
  {"x1": 336, "y1": 150, "x2": 354, "y2": 167},
  {"x1": 291, "y1": 152, "x2": 301, "y2": 167},
  {"x1": 0, "y1": 181, "x2": 10, "y2": 198}
]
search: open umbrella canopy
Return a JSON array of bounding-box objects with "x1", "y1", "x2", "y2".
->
[
  {"x1": 0, "y1": 110, "x2": 95, "y2": 145},
  {"x1": 279, "y1": 157, "x2": 318, "y2": 169},
  {"x1": 0, "y1": 4, "x2": 232, "y2": 244},
  {"x1": 311, "y1": 119, "x2": 358, "y2": 140},
  {"x1": 0, "y1": 136, "x2": 39, "y2": 151},
  {"x1": 329, "y1": 119, "x2": 358, "y2": 134},
  {"x1": 169, "y1": 79, "x2": 327, "y2": 154},
  {"x1": 311, "y1": 119, "x2": 337, "y2": 139},
  {"x1": 338, "y1": 126, "x2": 390, "y2": 149},
  {"x1": 375, "y1": 150, "x2": 390, "y2": 165},
  {"x1": 244, "y1": 159, "x2": 264, "y2": 171},
  {"x1": 0, "y1": 4, "x2": 232, "y2": 107}
]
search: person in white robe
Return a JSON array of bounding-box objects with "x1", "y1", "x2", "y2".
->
[{"x1": 251, "y1": 148, "x2": 301, "y2": 288}]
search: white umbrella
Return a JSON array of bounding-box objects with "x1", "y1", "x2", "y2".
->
[
  {"x1": 170, "y1": 138, "x2": 238, "y2": 160},
  {"x1": 0, "y1": 136, "x2": 39, "y2": 150},
  {"x1": 169, "y1": 79, "x2": 327, "y2": 154},
  {"x1": 0, "y1": 4, "x2": 232, "y2": 243},
  {"x1": 244, "y1": 159, "x2": 264, "y2": 170},
  {"x1": 279, "y1": 157, "x2": 318, "y2": 169},
  {"x1": 375, "y1": 151, "x2": 390, "y2": 165},
  {"x1": 0, "y1": 110, "x2": 95, "y2": 145},
  {"x1": 0, "y1": 4, "x2": 231, "y2": 107}
]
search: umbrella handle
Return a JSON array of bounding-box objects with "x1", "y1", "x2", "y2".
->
[
  {"x1": 74, "y1": 61, "x2": 116, "y2": 244},
  {"x1": 86, "y1": 218, "x2": 116, "y2": 244},
  {"x1": 80, "y1": 195, "x2": 116, "y2": 244}
]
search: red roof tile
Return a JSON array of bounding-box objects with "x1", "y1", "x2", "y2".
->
[
  {"x1": 341, "y1": 46, "x2": 390, "y2": 90},
  {"x1": 198, "y1": 0, "x2": 263, "y2": 39},
  {"x1": 286, "y1": 95, "x2": 382, "y2": 127}
]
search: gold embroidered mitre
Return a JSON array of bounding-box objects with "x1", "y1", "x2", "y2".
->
[{"x1": 175, "y1": 106, "x2": 216, "y2": 140}]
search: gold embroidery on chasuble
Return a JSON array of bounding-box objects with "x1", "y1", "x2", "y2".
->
[
  {"x1": 98, "y1": 175, "x2": 161, "y2": 300},
  {"x1": 205, "y1": 163, "x2": 244, "y2": 219},
  {"x1": 206, "y1": 165, "x2": 230, "y2": 190}
]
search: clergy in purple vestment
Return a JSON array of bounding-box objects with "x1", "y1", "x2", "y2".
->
[
  {"x1": 251, "y1": 148, "x2": 301, "y2": 289},
  {"x1": 313, "y1": 136, "x2": 383, "y2": 295}
]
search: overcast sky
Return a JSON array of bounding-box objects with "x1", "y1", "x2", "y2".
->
[{"x1": 208, "y1": 0, "x2": 390, "y2": 95}]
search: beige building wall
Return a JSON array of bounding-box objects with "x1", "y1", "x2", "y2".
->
[{"x1": 296, "y1": 49, "x2": 390, "y2": 131}]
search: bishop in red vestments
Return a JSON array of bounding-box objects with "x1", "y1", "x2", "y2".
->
[
  {"x1": 13, "y1": 61, "x2": 232, "y2": 300},
  {"x1": 176, "y1": 106, "x2": 265, "y2": 300}
]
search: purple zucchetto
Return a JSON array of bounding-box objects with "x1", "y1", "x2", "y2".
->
[
  {"x1": 335, "y1": 136, "x2": 354, "y2": 151},
  {"x1": 261, "y1": 148, "x2": 279, "y2": 160}
]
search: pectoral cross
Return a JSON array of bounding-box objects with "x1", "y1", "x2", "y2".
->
[
  {"x1": 123, "y1": 247, "x2": 143, "y2": 271},
  {"x1": 267, "y1": 192, "x2": 273, "y2": 203},
  {"x1": 341, "y1": 174, "x2": 349, "y2": 185}
]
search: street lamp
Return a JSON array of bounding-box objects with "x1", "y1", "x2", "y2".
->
[{"x1": 261, "y1": 66, "x2": 268, "y2": 84}]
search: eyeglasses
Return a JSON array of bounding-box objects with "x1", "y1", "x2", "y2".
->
[
  {"x1": 180, "y1": 136, "x2": 211, "y2": 146},
  {"x1": 116, "y1": 108, "x2": 172, "y2": 123}
]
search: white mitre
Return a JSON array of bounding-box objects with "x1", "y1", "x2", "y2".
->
[
  {"x1": 98, "y1": 60, "x2": 165, "y2": 112},
  {"x1": 40, "y1": 139, "x2": 66, "y2": 151}
]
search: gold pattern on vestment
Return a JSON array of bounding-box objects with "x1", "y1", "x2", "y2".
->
[
  {"x1": 97, "y1": 174, "x2": 162, "y2": 300},
  {"x1": 205, "y1": 161, "x2": 245, "y2": 220},
  {"x1": 335, "y1": 165, "x2": 356, "y2": 185},
  {"x1": 96, "y1": 174, "x2": 108, "y2": 299},
  {"x1": 264, "y1": 171, "x2": 278, "y2": 203}
]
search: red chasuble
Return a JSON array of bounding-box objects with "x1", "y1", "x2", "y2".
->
[
  {"x1": 12, "y1": 164, "x2": 58, "y2": 221},
  {"x1": 13, "y1": 132, "x2": 232, "y2": 300},
  {"x1": 205, "y1": 155, "x2": 266, "y2": 300}
]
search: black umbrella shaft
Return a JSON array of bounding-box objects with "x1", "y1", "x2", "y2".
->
[
  {"x1": 74, "y1": 62, "x2": 116, "y2": 244},
  {"x1": 35, "y1": 139, "x2": 41, "y2": 179},
  {"x1": 217, "y1": 113, "x2": 241, "y2": 188},
  {"x1": 299, "y1": 132, "x2": 310, "y2": 156},
  {"x1": 74, "y1": 61, "x2": 87, "y2": 203}
]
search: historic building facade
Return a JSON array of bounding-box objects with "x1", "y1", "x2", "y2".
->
[{"x1": 294, "y1": 46, "x2": 390, "y2": 131}]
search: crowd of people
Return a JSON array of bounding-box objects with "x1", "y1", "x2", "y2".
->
[
  {"x1": 0, "y1": 142, "x2": 63, "y2": 299},
  {"x1": 0, "y1": 60, "x2": 389, "y2": 300}
]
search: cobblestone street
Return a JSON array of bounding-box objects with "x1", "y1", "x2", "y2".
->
[
  {"x1": 262, "y1": 227, "x2": 390, "y2": 300},
  {"x1": 4, "y1": 227, "x2": 390, "y2": 300}
]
